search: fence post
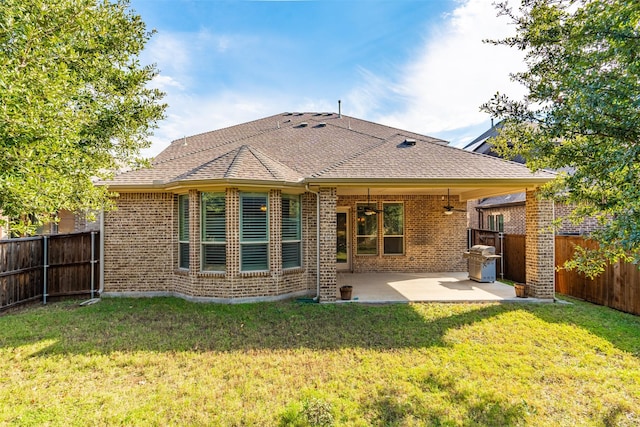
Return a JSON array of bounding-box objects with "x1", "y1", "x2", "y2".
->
[
  {"x1": 90, "y1": 231, "x2": 96, "y2": 299},
  {"x1": 498, "y1": 232, "x2": 505, "y2": 280},
  {"x1": 43, "y1": 235, "x2": 48, "y2": 305}
]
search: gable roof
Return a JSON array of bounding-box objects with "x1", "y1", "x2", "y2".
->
[
  {"x1": 105, "y1": 112, "x2": 555, "y2": 196},
  {"x1": 464, "y1": 120, "x2": 527, "y2": 164}
]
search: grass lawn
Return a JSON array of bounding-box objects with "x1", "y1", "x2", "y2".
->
[{"x1": 1, "y1": 297, "x2": 639, "y2": 426}]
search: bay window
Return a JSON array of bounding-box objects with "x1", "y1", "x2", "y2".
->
[
  {"x1": 178, "y1": 194, "x2": 189, "y2": 269},
  {"x1": 240, "y1": 193, "x2": 269, "y2": 271},
  {"x1": 282, "y1": 194, "x2": 301, "y2": 268},
  {"x1": 201, "y1": 192, "x2": 226, "y2": 271}
]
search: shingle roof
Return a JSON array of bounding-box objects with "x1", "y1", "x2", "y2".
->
[{"x1": 106, "y1": 112, "x2": 556, "y2": 188}]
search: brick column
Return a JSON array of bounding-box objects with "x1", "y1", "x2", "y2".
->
[
  {"x1": 302, "y1": 192, "x2": 317, "y2": 291},
  {"x1": 525, "y1": 189, "x2": 555, "y2": 299},
  {"x1": 318, "y1": 187, "x2": 337, "y2": 302},
  {"x1": 226, "y1": 188, "x2": 240, "y2": 278},
  {"x1": 188, "y1": 189, "x2": 200, "y2": 277},
  {"x1": 269, "y1": 189, "x2": 282, "y2": 278}
]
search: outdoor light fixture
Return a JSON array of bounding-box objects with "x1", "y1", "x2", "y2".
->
[{"x1": 260, "y1": 204, "x2": 267, "y2": 212}]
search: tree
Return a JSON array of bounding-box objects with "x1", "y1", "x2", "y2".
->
[
  {"x1": 0, "y1": 0, "x2": 165, "y2": 235},
  {"x1": 481, "y1": 0, "x2": 640, "y2": 277}
]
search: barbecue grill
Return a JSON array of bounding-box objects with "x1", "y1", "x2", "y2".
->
[{"x1": 463, "y1": 245, "x2": 501, "y2": 283}]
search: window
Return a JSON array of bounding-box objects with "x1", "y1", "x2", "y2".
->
[
  {"x1": 178, "y1": 194, "x2": 189, "y2": 269},
  {"x1": 240, "y1": 193, "x2": 269, "y2": 271},
  {"x1": 201, "y1": 192, "x2": 226, "y2": 271},
  {"x1": 383, "y1": 203, "x2": 404, "y2": 254},
  {"x1": 282, "y1": 194, "x2": 301, "y2": 268},
  {"x1": 488, "y1": 214, "x2": 504, "y2": 232},
  {"x1": 356, "y1": 203, "x2": 377, "y2": 255}
]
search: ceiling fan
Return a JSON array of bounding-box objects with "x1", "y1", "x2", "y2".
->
[
  {"x1": 358, "y1": 188, "x2": 381, "y2": 216},
  {"x1": 443, "y1": 189, "x2": 466, "y2": 215}
]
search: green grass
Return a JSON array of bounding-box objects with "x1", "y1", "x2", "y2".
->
[{"x1": 1, "y1": 297, "x2": 639, "y2": 426}]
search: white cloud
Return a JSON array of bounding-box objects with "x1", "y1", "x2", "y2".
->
[
  {"x1": 369, "y1": 0, "x2": 527, "y2": 140},
  {"x1": 141, "y1": 0, "x2": 528, "y2": 157}
]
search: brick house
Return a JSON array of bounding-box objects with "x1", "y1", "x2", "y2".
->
[
  {"x1": 102, "y1": 112, "x2": 556, "y2": 302},
  {"x1": 465, "y1": 121, "x2": 600, "y2": 235}
]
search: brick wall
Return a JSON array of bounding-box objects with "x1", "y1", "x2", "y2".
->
[
  {"x1": 525, "y1": 190, "x2": 555, "y2": 299},
  {"x1": 555, "y1": 203, "x2": 601, "y2": 235},
  {"x1": 106, "y1": 190, "x2": 311, "y2": 302},
  {"x1": 104, "y1": 192, "x2": 174, "y2": 293},
  {"x1": 338, "y1": 194, "x2": 468, "y2": 273},
  {"x1": 469, "y1": 199, "x2": 601, "y2": 236}
]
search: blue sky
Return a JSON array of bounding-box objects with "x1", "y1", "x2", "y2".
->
[{"x1": 130, "y1": 0, "x2": 527, "y2": 156}]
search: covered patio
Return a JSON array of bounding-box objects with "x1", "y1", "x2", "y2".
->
[{"x1": 336, "y1": 272, "x2": 547, "y2": 303}]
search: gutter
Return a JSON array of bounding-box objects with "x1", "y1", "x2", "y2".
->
[{"x1": 305, "y1": 184, "x2": 321, "y2": 302}]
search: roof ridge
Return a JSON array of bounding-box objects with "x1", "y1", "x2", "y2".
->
[
  {"x1": 225, "y1": 145, "x2": 249, "y2": 178},
  {"x1": 153, "y1": 131, "x2": 266, "y2": 166},
  {"x1": 334, "y1": 115, "x2": 448, "y2": 145},
  {"x1": 168, "y1": 146, "x2": 241, "y2": 182},
  {"x1": 153, "y1": 119, "x2": 287, "y2": 166},
  {"x1": 246, "y1": 145, "x2": 302, "y2": 181}
]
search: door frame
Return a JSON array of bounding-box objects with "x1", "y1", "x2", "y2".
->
[{"x1": 336, "y1": 208, "x2": 351, "y2": 271}]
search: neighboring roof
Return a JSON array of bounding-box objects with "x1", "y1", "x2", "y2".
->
[
  {"x1": 105, "y1": 112, "x2": 555, "y2": 193},
  {"x1": 476, "y1": 192, "x2": 526, "y2": 209},
  {"x1": 463, "y1": 120, "x2": 504, "y2": 153},
  {"x1": 463, "y1": 120, "x2": 525, "y2": 164}
]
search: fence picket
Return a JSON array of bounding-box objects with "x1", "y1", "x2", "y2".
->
[{"x1": 0, "y1": 232, "x2": 99, "y2": 311}]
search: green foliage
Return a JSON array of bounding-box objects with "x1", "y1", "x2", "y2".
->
[
  {"x1": 0, "y1": 0, "x2": 166, "y2": 234},
  {"x1": 481, "y1": 0, "x2": 640, "y2": 277}
]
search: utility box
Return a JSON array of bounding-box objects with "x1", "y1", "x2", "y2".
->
[{"x1": 463, "y1": 245, "x2": 501, "y2": 283}]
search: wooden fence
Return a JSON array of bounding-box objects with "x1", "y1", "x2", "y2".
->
[
  {"x1": 470, "y1": 229, "x2": 640, "y2": 316},
  {"x1": 555, "y1": 236, "x2": 640, "y2": 316},
  {"x1": 0, "y1": 232, "x2": 99, "y2": 311},
  {"x1": 469, "y1": 229, "x2": 525, "y2": 283}
]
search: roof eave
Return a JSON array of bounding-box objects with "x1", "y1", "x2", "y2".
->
[
  {"x1": 103, "y1": 178, "x2": 306, "y2": 193},
  {"x1": 305, "y1": 177, "x2": 553, "y2": 187}
]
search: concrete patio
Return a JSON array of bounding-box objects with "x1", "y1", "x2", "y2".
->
[{"x1": 336, "y1": 272, "x2": 546, "y2": 303}]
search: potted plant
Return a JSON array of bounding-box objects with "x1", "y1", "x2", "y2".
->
[
  {"x1": 514, "y1": 283, "x2": 527, "y2": 298},
  {"x1": 339, "y1": 285, "x2": 353, "y2": 300}
]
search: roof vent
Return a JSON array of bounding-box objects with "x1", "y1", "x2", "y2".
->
[
  {"x1": 404, "y1": 138, "x2": 416, "y2": 146},
  {"x1": 316, "y1": 122, "x2": 327, "y2": 127},
  {"x1": 324, "y1": 113, "x2": 332, "y2": 116},
  {"x1": 295, "y1": 112, "x2": 304, "y2": 116},
  {"x1": 284, "y1": 112, "x2": 292, "y2": 116},
  {"x1": 298, "y1": 122, "x2": 308, "y2": 127}
]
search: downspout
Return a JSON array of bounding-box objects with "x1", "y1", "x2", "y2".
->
[{"x1": 305, "y1": 184, "x2": 321, "y2": 301}]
